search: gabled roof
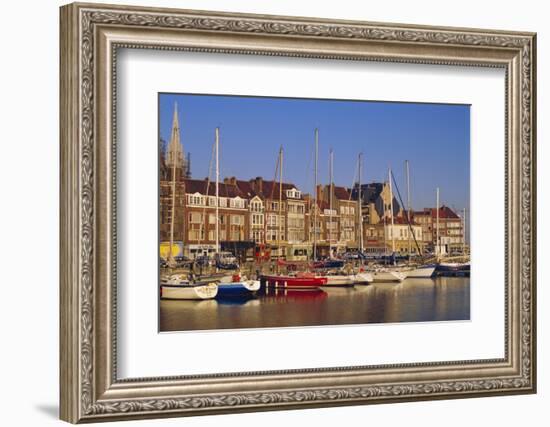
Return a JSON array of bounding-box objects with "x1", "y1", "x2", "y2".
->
[
  {"x1": 238, "y1": 178, "x2": 303, "y2": 201},
  {"x1": 183, "y1": 178, "x2": 245, "y2": 199},
  {"x1": 413, "y1": 206, "x2": 460, "y2": 220},
  {"x1": 333, "y1": 186, "x2": 351, "y2": 201}
]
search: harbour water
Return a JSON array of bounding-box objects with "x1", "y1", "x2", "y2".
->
[{"x1": 159, "y1": 276, "x2": 470, "y2": 332}]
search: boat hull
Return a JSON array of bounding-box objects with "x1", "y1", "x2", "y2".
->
[
  {"x1": 261, "y1": 275, "x2": 327, "y2": 290},
  {"x1": 216, "y1": 280, "x2": 260, "y2": 297},
  {"x1": 160, "y1": 283, "x2": 218, "y2": 300},
  {"x1": 369, "y1": 270, "x2": 406, "y2": 282},
  {"x1": 437, "y1": 262, "x2": 470, "y2": 277},
  {"x1": 404, "y1": 265, "x2": 437, "y2": 279},
  {"x1": 323, "y1": 275, "x2": 355, "y2": 286},
  {"x1": 354, "y1": 272, "x2": 373, "y2": 284}
]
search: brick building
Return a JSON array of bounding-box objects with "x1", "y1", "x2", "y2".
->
[{"x1": 413, "y1": 206, "x2": 465, "y2": 255}]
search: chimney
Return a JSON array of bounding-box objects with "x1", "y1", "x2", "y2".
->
[
  {"x1": 316, "y1": 184, "x2": 323, "y2": 203},
  {"x1": 253, "y1": 176, "x2": 263, "y2": 194}
]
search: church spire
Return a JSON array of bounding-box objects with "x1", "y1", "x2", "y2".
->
[{"x1": 166, "y1": 101, "x2": 183, "y2": 169}]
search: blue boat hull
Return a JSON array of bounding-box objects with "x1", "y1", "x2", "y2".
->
[{"x1": 216, "y1": 283, "x2": 255, "y2": 297}]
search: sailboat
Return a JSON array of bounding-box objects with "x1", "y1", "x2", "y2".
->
[
  {"x1": 159, "y1": 102, "x2": 218, "y2": 300},
  {"x1": 321, "y1": 147, "x2": 364, "y2": 286},
  {"x1": 160, "y1": 275, "x2": 218, "y2": 300},
  {"x1": 209, "y1": 127, "x2": 260, "y2": 297},
  {"x1": 367, "y1": 167, "x2": 406, "y2": 283},
  {"x1": 347, "y1": 153, "x2": 374, "y2": 285},
  {"x1": 260, "y1": 140, "x2": 327, "y2": 291},
  {"x1": 437, "y1": 206, "x2": 470, "y2": 276},
  {"x1": 393, "y1": 161, "x2": 436, "y2": 279}
]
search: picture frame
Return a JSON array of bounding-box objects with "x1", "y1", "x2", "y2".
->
[{"x1": 59, "y1": 2, "x2": 536, "y2": 423}]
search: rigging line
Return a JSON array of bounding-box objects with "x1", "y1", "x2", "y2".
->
[
  {"x1": 303, "y1": 140, "x2": 314, "y2": 198},
  {"x1": 348, "y1": 158, "x2": 359, "y2": 202},
  {"x1": 390, "y1": 170, "x2": 422, "y2": 256},
  {"x1": 198, "y1": 138, "x2": 216, "y2": 248},
  {"x1": 269, "y1": 146, "x2": 281, "y2": 201}
]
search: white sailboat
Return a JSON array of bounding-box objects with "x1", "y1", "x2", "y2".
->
[
  {"x1": 368, "y1": 167, "x2": 406, "y2": 283},
  {"x1": 160, "y1": 275, "x2": 218, "y2": 300},
  {"x1": 355, "y1": 271, "x2": 374, "y2": 283},
  {"x1": 349, "y1": 154, "x2": 375, "y2": 285},
  {"x1": 369, "y1": 269, "x2": 407, "y2": 282},
  {"x1": 401, "y1": 264, "x2": 436, "y2": 278},
  {"x1": 323, "y1": 275, "x2": 355, "y2": 286},
  {"x1": 399, "y1": 160, "x2": 436, "y2": 279}
]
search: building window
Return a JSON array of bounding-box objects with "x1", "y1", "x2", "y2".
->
[
  {"x1": 188, "y1": 229, "x2": 205, "y2": 241},
  {"x1": 286, "y1": 189, "x2": 301, "y2": 199},
  {"x1": 252, "y1": 213, "x2": 264, "y2": 226},
  {"x1": 189, "y1": 212, "x2": 203, "y2": 224},
  {"x1": 251, "y1": 200, "x2": 263, "y2": 212},
  {"x1": 231, "y1": 215, "x2": 244, "y2": 226},
  {"x1": 267, "y1": 214, "x2": 281, "y2": 227},
  {"x1": 251, "y1": 230, "x2": 264, "y2": 242},
  {"x1": 188, "y1": 194, "x2": 204, "y2": 206}
]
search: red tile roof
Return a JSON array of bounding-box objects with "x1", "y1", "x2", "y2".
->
[
  {"x1": 413, "y1": 206, "x2": 460, "y2": 220},
  {"x1": 235, "y1": 178, "x2": 303, "y2": 201},
  {"x1": 333, "y1": 186, "x2": 352, "y2": 200},
  {"x1": 183, "y1": 178, "x2": 245, "y2": 199}
]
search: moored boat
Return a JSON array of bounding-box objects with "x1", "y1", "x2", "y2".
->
[
  {"x1": 369, "y1": 269, "x2": 406, "y2": 283},
  {"x1": 354, "y1": 272, "x2": 373, "y2": 284},
  {"x1": 160, "y1": 275, "x2": 218, "y2": 300},
  {"x1": 402, "y1": 264, "x2": 437, "y2": 279},
  {"x1": 261, "y1": 274, "x2": 327, "y2": 290},
  {"x1": 437, "y1": 262, "x2": 470, "y2": 277},
  {"x1": 323, "y1": 275, "x2": 355, "y2": 286},
  {"x1": 216, "y1": 273, "x2": 260, "y2": 297}
]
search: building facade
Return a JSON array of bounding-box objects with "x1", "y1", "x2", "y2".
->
[
  {"x1": 413, "y1": 206, "x2": 465, "y2": 255},
  {"x1": 159, "y1": 153, "x2": 463, "y2": 259}
]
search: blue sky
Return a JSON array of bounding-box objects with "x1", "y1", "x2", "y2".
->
[{"x1": 159, "y1": 93, "x2": 470, "y2": 214}]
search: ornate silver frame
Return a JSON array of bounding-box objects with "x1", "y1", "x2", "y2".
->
[{"x1": 60, "y1": 2, "x2": 537, "y2": 423}]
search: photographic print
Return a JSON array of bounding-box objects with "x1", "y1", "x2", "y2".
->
[
  {"x1": 158, "y1": 93, "x2": 470, "y2": 332},
  {"x1": 60, "y1": 5, "x2": 536, "y2": 421}
]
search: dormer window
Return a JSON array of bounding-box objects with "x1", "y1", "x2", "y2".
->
[
  {"x1": 230, "y1": 197, "x2": 245, "y2": 209},
  {"x1": 286, "y1": 189, "x2": 301, "y2": 199}
]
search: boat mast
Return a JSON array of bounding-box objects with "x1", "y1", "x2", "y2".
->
[
  {"x1": 197, "y1": 142, "x2": 215, "y2": 249},
  {"x1": 329, "y1": 148, "x2": 334, "y2": 257},
  {"x1": 436, "y1": 187, "x2": 440, "y2": 258},
  {"x1": 358, "y1": 153, "x2": 364, "y2": 253},
  {"x1": 313, "y1": 128, "x2": 318, "y2": 261},
  {"x1": 406, "y1": 160, "x2": 411, "y2": 259},
  {"x1": 388, "y1": 167, "x2": 395, "y2": 254},
  {"x1": 215, "y1": 127, "x2": 220, "y2": 255},
  {"x1": 279, "y1": 146, "x2": 283, "y2": 262}
]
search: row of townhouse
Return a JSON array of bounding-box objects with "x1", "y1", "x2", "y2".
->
[
  {"x1": 160, "y1": 163, "x2": 465, "y2": 259},
  {"x1": 159, "y1": 174, "x2": 362, "y2": 259}
]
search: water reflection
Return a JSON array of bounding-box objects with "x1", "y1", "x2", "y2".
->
[{"x1": 159, "y1": 277, "x2": 470, "y2": 332}]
